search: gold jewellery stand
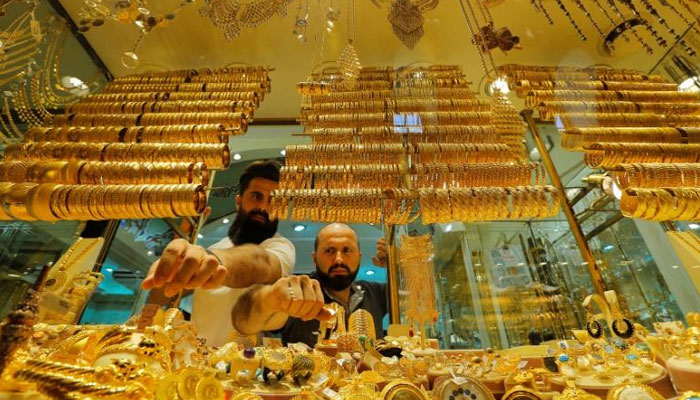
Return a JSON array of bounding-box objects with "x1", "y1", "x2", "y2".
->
[
  {"x1": 280, "y1": 64, "x2": 561, "y2": 323},
  {"x1": 501, "y1": 64, "x2": 700, "y2": 224}
]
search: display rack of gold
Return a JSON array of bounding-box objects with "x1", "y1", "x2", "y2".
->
[
  {"x1": 499, "y1": 64, "x2": 700, "y2": 222},
  {"x1": 272, "y1": 65, "x2": 559, "y2": 224},
  {"x1": 0, "y1": 66, "x2": 271, "y2": 221}
]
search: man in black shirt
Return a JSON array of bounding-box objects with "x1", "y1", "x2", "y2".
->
[{"x1": 232, "y1": 223, "x2": 387, "y2": 347}]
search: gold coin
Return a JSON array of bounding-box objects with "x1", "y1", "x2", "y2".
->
[
  {"x1": 177, "y1": 367, "x2": 203, "y2": 400},
  {"x1": 195, "y1": 376, "x2": 224, "y2": 400},
  {"x1": 155, "y1": 374, "x2": 180, "y2": 400}
]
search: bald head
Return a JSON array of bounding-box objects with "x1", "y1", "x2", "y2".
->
[
  {"x1": 314, "y1": 223, "x2": 358, "y2": 252},
  {"x1": 313, "y1": 223, "x2": 362, "y2": 291}
]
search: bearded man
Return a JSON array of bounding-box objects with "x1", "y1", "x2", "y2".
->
[
  {"x1": 232, "y1": 223, "x2": 387, "y2": 346},
  {"x1": 142, "y1": 160, "x2": 295, "y2": 346}
]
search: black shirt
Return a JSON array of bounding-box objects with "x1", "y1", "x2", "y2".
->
[{"x1": 277, "y1": 273, "x2": 388, "y2": 347}]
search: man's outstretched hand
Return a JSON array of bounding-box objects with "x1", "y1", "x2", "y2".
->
[
  {"x1": 264, "y1": 275, "x2": 334, "y2": 322},
  {"x1": 141, "y1": 238, "x2": 228, "y2": 297}
]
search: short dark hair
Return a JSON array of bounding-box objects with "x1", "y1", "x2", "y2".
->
[
  {"x1": 314, "y1": 223, "x2": 360, "y2": 252},
  {"x1": 238, "y1": 160, "x2": 281, "y2": 195}
]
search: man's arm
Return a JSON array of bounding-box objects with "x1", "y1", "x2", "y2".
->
[
  {"x1": 141, "y1": 236, "x2": 294, "y2": 297},
  {"x1": 210, "y1": 244, "x2": 282, "y2": 288},
  {"x1": 232, "y1": 275, "x2": 332, "y2": 335}
]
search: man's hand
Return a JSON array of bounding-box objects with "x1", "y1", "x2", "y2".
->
[
  {"x1": 372, "y1": 237, "x2": 388, "y2": 267},
  {"x1": 263, "y1": 276, "x2": 333, "y2": 321},
  {"x1": 141, "y1": 238, "x2": 228, "y2": 297}
]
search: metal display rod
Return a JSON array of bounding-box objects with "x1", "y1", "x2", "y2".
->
[{"x1": 520, "y1": 110, "x2": 607, "y2": 297}]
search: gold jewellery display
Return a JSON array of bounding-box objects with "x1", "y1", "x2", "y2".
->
[
  {"x1": 501, "y1": 64, "x2": 700, "y2": 222},
  {"x1": 0, "y1": 66, "x2": 270, "y2": 221},
  {"x1": 397, "y1": 234, "x2": 438, "y2": 346},
  {"x1": 275, "y1": 64, "x2": 559, "y2": 224}
]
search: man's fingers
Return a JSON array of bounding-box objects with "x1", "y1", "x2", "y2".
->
[
  {"x1": 272, "y1": 279, "x2": 292, "y2": 312},
  {"x1": 202, "y1": 266, "x2": 227, "y2": 289},
  {"x1": 302, "y1": 280, "x2": 325, "y2": 321},
  {"x1": 286, "y1": 280, "x2": 305, "y2": 316},
  {"x1": 297, "y1": 278, "x2": 318, "y2": 320},
  {"x1": 185, "y1": 255, "x2": 219, "y2": 289},
  {"x1": 152, "y1": 239, "x2": 188, "y2": 286},
  {"x1": 141, "y1": 259, "x2": 160, "y2": 289},
  {"x1": 315, "y1": 307, "x2": 334, "y2": 321},
  {"x1": 165, "y1": 245, "x2": 205, "y2": 296}
]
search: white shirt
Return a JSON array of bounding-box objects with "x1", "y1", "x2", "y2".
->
[{"x1": 192, "y1": 233, "x2": 295, "y2": 347}]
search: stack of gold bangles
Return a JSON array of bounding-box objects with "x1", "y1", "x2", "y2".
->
[
  {"x1": 5, "y1": 143, "x2": 230, "y2": 169},
  {"x1": 502, "y1": 64, "x2": 700, "y2": 222},
  {"x1": 0, "y1": 66, "x2": 272, "y2": 222},
  {"x1": 0, "y1": 183, "x2": 206, "y2": 221},
  {"x1": 284, "y1": 144, "x2": 406, "y2": 166},
  {"x1": 0, "y1": 161, "x2": 209, "y2": 186},
  {"x1": 418, "y1": 186, "x2": 560, "y2": 224},
  {"x1": 620, "y1": 188, "x2": 700, "y2": 220},
  {"x1": 270, "y1": 189, "x2": 384, "y2": 224},
  {"x1": 612, "y1": 163, "x2": 700, "y2": 189},
  {"x1": 412, "y1": 162, "x2": 545, "y2": 188},
  {"x1": 25, "y1": 124, "x2": 228, "y2": 144},
  {"x1": 279, "y1": 165, "x2": 403, "y2": 190},
  {"x1": 46, "y1": 111, "x2": 247, "y2": 132}
]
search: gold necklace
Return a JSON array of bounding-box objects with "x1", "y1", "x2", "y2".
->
[{"x1": 44, "y1": 239, "x2": 101, "y2": 293}]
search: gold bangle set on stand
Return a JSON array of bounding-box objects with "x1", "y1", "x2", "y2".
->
[
  {"x1": 5, "y1": 142, "x2": 231, "y2": 170},
  {"x1": 0, "y1": 161, "x2": 209, "y2": 186},
  {"x1": 279, "y1": 165, "x2": 403, "y2": 190},
  {"x1": 0, "y1": 66, "x2": 271, "y2": 222},
  {"x1": 501, "y1": 64, "x2": 700, "y2": 222},
  {"x1": 25, "y1": 124, "x2": 227, "y2": 144},
  {"x1": 277, "y1": 64, "x2": 557, "y2": 225},
  {"x1": 561, "y1": 127, "x2": 700, "y2": 151},
  {"x1": 46, "y1": 111, "x2": 247, "y2": 132}
]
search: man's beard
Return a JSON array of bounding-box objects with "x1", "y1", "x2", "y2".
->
[
  {"x1": 315, "y1": 261, "x2": 359, "y2": 291},
  {"x1": 228, "y1": 208, "x2": 278, "y2": 245}
]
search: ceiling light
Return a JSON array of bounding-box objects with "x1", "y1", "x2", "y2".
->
[
  {"x1": 488, "y1": 76, "x2": 510, "y2": 95},
  {"x1": 679, "y1": 77, "x2": 700, "y2": 92},
  {"x1": 60, "y1": 76, "x2": 89, "y2": 96},
  {"x1": 147, "y1": 250, "x2": 154, "y2": 256},
  {"x1": 603, "y1": 245, "x2": 615, "y2": 251},
  {"x1": 197, "y1": 233, "x2": 204, "y2": 239},
  {"x1": 280, "y1": 149, "x2": 286, "y2": 156},
  {"x1": 366, "y1": 270, "x2": 375, "y2": 276},
  {"x1": 689, "y1": 223, "x2": 700, "y2": 229},
  {"x1": 233, "y1": 153, "x2": 242, "y2": 161},
  {"x1": 105, "y1": 267, "x2": 114, "y2": 272},
  {"x1": 293, "y1": 224, "x2": 306, "y2": 232},
  {"x1": 672, "y1": 265, "x2": 680, "y2": 269},
  {"x1": 222, "y1": 218, "x2": 230, "y2": 224}
]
